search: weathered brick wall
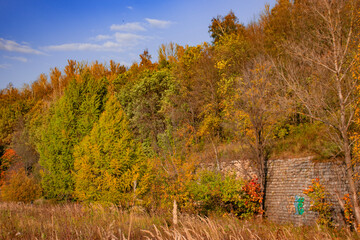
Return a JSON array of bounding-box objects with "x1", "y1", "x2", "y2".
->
[{"x1": 223, "y1": 157, "x2": 354, "y2": 225}]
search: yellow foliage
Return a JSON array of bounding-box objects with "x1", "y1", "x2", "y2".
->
[
  {"x1": 1, "y1": 166, "x2": 42, "y2": 203},
  {"x1": 352, "y1": 44, "x2": 360, "y2": 167},
  {"x1": 144, "y1": 155, "x2": 198, "y2": 212},
  {"x1": 215, "y1": 60, "x2": 228, "y2": 70}
]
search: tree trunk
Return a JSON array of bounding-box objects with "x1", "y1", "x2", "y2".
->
[
  {"x1": 173, "y1": 199, "x2": 178, "y2": 225},
  {"x1": 256, "y1": 128, "x2": 267, "y2": 216},
  {"x1": 338, "y1": 65, "x2": 360, "y2": 228},
  {"x1": 343, "y1": 136, "x2": 360, "y2": 229},
  {"x1": 210, "y1": 137, "x2": 221, "y2": 171}
]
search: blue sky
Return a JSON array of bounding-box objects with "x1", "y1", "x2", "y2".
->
[{"x1": 0, "y1": 0, "x2": 276, "y2": 90}]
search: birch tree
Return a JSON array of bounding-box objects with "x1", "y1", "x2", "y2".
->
[{"x1": 275, "y1": 0, "x2": 360, "y2": 227}]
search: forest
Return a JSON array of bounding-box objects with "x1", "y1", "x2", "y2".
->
[{"x1": 1, "y1": 0, "x2": 360, "y2": 237}]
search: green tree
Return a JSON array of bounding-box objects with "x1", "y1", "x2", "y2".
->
[
  {"x1": 73, "y1": 95, "x2": 146, "y2": 205},
  {"x1": 119, "y1": 69, "x2": 177, "y2": 157},
  {"x1": 38, "y1": 75, "x2": 108, "y2": 200}
]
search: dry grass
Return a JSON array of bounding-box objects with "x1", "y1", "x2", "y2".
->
[{"x1": 0, "y1": 202, "x2": 358, "y2": 240}]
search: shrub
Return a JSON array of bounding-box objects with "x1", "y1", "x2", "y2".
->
[
  {"x1": 188, "y1": 170, "x2": 227, "y2": 215},
  {"x1": 303, "y1": 178, "x2": 333, "y2": 227},
  {"x1": 240, "y1": 177, "x2": 263, "y2": 217},
  {"x1": 188, "y1": 170, "x2": 263, "y2": 218},
  {"x1": 0, "y1": 149, "x2": 20, "y2": 185},
  {"x1": 142, "y1": 156, "x2": 197, "y2": 214},
  {"x1": 1, "y1": 165, "x2": 42, "y2": 202},
  {"x1": 272, "y1": 122, "x2": 339, "y2": 158},
  {"x1": 343, "y1": 193, "x2": 356, "y2": 229}
]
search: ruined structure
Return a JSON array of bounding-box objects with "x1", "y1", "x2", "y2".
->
[{"x1": 223, "y1": 156, "x2": 353, "y2": 225}]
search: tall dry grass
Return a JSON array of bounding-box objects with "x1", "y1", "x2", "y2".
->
[{"x1": 0, "y1": 202, "x2": 358, "y2": 240}]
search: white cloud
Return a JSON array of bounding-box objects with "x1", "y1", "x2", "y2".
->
[
  {"x1": 110, "y1": 22, "x2": 146, "y2": 32},
  {"x1": 44, "y1": 42, "x2": 124, "y2": 52},
  {"x1": 91, "y1": 34, "x2": 113, "y2": 41},
  {"x1": 4, "y1": 56, "x2": 28, "y2": 63},
  {"x1": 114, "y1": 33, "x2": 146, "y2": 45},
  {"x1": 44, "y1": 31, "x2": 148, "y2": 52},
  {"x1": 145, "y1": 18, "x2": 173, "y2": 29},
  {"x1": 0, "y1": 63, "x2": 11, "y2": 69},
  {"x1": 0, "y1": 38, "x2": 43, "y2": 55},
  {"x1": 127, "y1": 6, "x2": 133, "y2": 10},
  {"x1": 43, "y1": 21, "x2": 151, "y2": 53}
]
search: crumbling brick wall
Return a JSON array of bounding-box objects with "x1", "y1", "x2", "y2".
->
[{"x1": 222, "y1": 157, "x2": 353, "y2": 225}]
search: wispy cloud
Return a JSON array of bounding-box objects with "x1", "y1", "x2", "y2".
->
[
  {"x1": 0, "y1": 38, "x2": 43, "y2": 55},
  {"x1": 44, "y1": 41, "x2": 125, "y2": 52},
  {"x1": 44, "y1": 32, "x2": 147, "y2": 52},
  {"x1": 4, "y1": 56, "x2": 28, "y2": 63},
  {"x1": 90, "y1": 34, "x2": 113, "y2": 41},
  {"x1": 114, "y1": 33, "x2": 146, "y2": 45},
  {"x1": 145, "y1": 18, "x2": 173, "y2": 29},
  {"x1": 110, "y1": 22, "x2": 146, "y2": 32},
  {"x1": 127, "y1": 6, "x2": 133, "y2": 10},
  {"x1": 0, "y1": 63, "x2": 11, "y2": 69},
  {"x1": 44, "y1": 21, "x2": 151, "y2": 52}
]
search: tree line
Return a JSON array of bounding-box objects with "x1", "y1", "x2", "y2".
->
[{"x1": 1, "y1": 0, "x2": 360, "y2": 229}]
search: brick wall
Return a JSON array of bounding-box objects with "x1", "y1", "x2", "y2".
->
[{"x1": 222, "y1": 157, "x2": 353, "y2": 225}]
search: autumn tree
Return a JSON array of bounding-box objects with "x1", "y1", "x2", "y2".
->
[
  {"x1": 351, "y1": 39, "x2": 360, "y2": 231},
  {"x1": 261, "y1": 0, "x2": 297, "y2": 55},
  {"x1": 139, "y1": 49, "x2": 157, "y2": 70},
  {"x1": 209, "y1": 11, "x2": 246, "y2": 43},
  {"x1": 0, "y1": 149, "x2": 20, "y2": 185},
  {"x1": 214, "y1": 32, "x2": 252, "y2": 76},
  {"x1": 1, "y1": 163, "x2": 42, "y2": 202},
  {"x1": 31, "y1": 74, "x2": 52, "y2": 100},
  {"x1": 173, "y1": 44, "x2": 205, "y2": 134},
  {"x1": 212, "y1": 24, "x2": 254, "y2": 140},
  {"x1": 193, "y1": 46, "x2": 225, "y2": 170},
  {"x1": 119, "y1": 69, "x2": 177, "y2": 157},
  {"x1": 172, "y1": 44, "x2": 224, "y2": 160},
  {"x1": 11, "y1": 118, "x2": 39, "y2": 174},
  {"x1": 0, "y1": 86, "x2": 21, "y2": 146},
  {"x1": 209, "y1": 11, "x2": 286, "y2": 208},
  {"x1": 0, "y1": 84, "x2": 34, "y2": 148},
  {"x1": 50, "y1": 67, "x2": 62, "y2": 98},
  {"x1": 108, "y1": 60, "x2": 127, "y2": 84},
  {"x1": 145, "y1": 155, "x2": 198, "y2": 223},
  {"x1": 158, "y1": 42, "x2": 183, "y2": 68},
  {"x1": 206, "y1": 22, "x2": 256, "y2": 169},
  {"x1": 61, "y1": 60, "x2": 81, "y2": 90},
  {"x1": 274, "y1": 0, "x2": 360, "y2": 226},
  {"x1": 235, "y1": 57, "x2": 285, "y2": 212}
]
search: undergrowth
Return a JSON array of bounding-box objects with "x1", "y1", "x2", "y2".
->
[
  {"x1": 272, "y1": 122, "x2": 339, "y2": 159},
  {"x1": 0, "y1": 202, "x2": 358, "y2": 240}
]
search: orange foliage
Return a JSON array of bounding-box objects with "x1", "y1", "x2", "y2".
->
[
  {"x1": 304, "y1": 178, "x2": 333, "y2": 227},
  {"x1": 139, "y1": 50, "x2": 157, "y2": 70},
  {"x1": 31, "y1": 73, "x2": 52, "y2": 100},
  {"x1": 144, "y1": 155, "x2": 198, "y2": 212},
  {"x1": 1, "y1": 164, "x2": 42, "y2": 202},
  {"x1": 109, "y1": 60, "x2": 126, "y2": 80},
  {"x1": 0, "y1": 149, "x2": 19, "y2": 185},
  {"x1": 50, "y1": 67, "x2": 62, "y2": 97},
  {"x1": 343, "y1": 193, "x2": 354, "y2": 226}
]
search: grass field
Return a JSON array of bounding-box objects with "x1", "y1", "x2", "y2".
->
[{"x1": 0, "y1": 202, "x2": 359, "y2": 240}]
